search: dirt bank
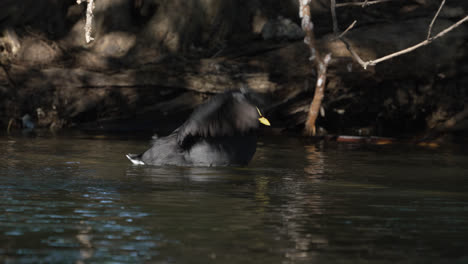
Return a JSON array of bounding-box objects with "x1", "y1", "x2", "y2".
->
[{"x1": 1, "y1": 0, "x2": 467, "y2": 140}]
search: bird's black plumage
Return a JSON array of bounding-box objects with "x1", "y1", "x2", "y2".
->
[{"x1": 126, "y1": 90, "x2": 269, "y2": 166}]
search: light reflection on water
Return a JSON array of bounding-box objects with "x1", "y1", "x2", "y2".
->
[{"x1": 1, "y1": 134, "x2": 468, "y2": 263}]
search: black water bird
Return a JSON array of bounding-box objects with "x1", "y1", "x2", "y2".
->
[{"x1": 126, "y1": 90, "x2": 270, "y2": 166}]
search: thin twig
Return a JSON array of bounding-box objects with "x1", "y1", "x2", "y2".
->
[
  {"x1": 427, "y1": 0, "x2": 446, "y2": 39},
  {"x1": 330, "y1": 1, "x2": 357, "y2": 39},
  {"x1": 328, "y1": 1, "x2": 362, "y2": 66},
  {"x1": 336, "y1": 0, "x2": 394, "y2": 8},
  {"x1": 340, "y1": 38, "x2": 368, "y2": 68},
  {"x1": 330, "y1": 0, "x2": 339, "y2": 34},
  {"x1": 338, "y1": 20, "x2": 357, "y2": 38}
]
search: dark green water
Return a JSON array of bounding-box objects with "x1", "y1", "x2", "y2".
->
[{"x1": 1, "y1": 133, "x2": 468, "y2": 263}]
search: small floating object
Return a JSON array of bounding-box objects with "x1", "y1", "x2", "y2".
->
[
  {"x1": 335, "y1": 135, "x2": 364, "y2": 143},
  {"x1": 416, "y1": 141, "x2": 440, "y2": 148},
  {"x1": 370, "y1": 137, "x2": 396, "y2": 145},
  {"x1": 335, "y1": 135, "x2": 396, "y2": 145}
]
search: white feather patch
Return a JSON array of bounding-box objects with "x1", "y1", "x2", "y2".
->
[{"x1": 126, "y1": 154, "x2": 145, "y2": 165}]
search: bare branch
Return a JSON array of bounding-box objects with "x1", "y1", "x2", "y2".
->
[
  {"x1": 328, "y1": 1, "x2": 367, "y2": 68},
  {"x1": 299, "y1": 0, "x2": 333, "y2": 135},
  {"x1": 332, "y1": 0, "x2": 468, "y2": 69},
  {"x1": 300, "y1": 0, "x2": 318, "y2": 61},
  {"x1": 330, "y1": 2, "x2": 363, "y2": 66},
  {"x1": 365, "y1": 15, "x2": 468, "y2": 68},
  {"x1": 305, "y1": 53, "x2": 331, "y2": 136},
  {"x1": 336, "y1": 0, "x2": 394, "y2": 8},
  {"x1": 77, "y1": 0, "x2": 95, "y2": 43},
  {"x1": 427, "y1": 0, "x2": 446, "y2": 39}
]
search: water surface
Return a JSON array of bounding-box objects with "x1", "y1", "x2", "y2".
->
[{"x1": 1, "y1": 133, "x2": 468, "y2": 263}]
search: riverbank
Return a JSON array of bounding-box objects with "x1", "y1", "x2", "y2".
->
[{"x1": 1, "y1": 0, "x2": 467, "y2": 141}]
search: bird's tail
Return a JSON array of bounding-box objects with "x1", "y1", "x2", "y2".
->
[{"x1": 126, "y1": 154, "x2": 145, "y2": 165}]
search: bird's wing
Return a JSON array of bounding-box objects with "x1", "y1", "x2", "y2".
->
[{"x1": 176, "y1": 92, "x2": 259, "y2": 148}]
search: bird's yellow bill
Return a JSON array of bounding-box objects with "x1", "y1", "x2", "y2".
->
[
  {"x1": 256, "y1": 107, "x2": 271, "y2": 126},
  {"x1": 258, "y1": 116, "x2": 271, "y2": 126}
]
